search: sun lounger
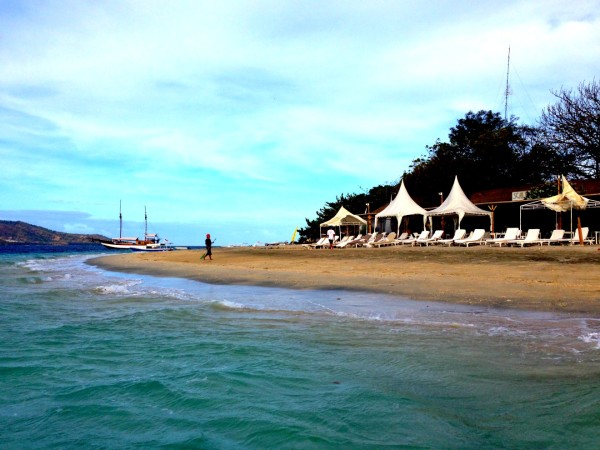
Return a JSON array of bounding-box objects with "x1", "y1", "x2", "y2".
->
[
  {"x1": 392, "y1": 232, "x2": 410, "y2": 244},
  {"x1": 434, "y1": 229, "x2": 466, "y2": 246},
  {"x1": 507, "y1": 228, "x2": 540, "y2": 247},
  {"x1": 562, "y1": 227, "x2": 593, "y2": 245},
  {"x1": 336, "y1": 235, "x2": 357, "y2": 248},
  {"x1": 362, "y1": 232, "x2": 386, "y2": 247},
  {"x1": 400, "y1": 230, "x2": 429, "y2": 246},
  {"x1": 344, "y1": 234, "x2": 370, "y2": 248},
  {"x1": 538, "y1": 229, "x2": 565, "y2": 245},
  {"x1": 415, "y1": 230, "x2": 444, "y2": 246},
  {"x1": 370, "y1": 232, "x2": 397, "y2": 247},
  {"x1": 314, "y1": 236, "x2": 338, "y2": 249},
  {"x1": 303, "y1": 237, "x2": 327, "y2": 249},
  {"x1": 485, "y1": 227, "x2": 520, "y2": 247},
  {"x1": 455, "y1": 229, "x2": 486, "y2": 247}
]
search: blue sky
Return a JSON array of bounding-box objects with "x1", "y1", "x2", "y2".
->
[{"x1": 1, "y1": 1, "x2": 599, "y2": 245}]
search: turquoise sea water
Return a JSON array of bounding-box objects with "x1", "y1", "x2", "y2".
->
[{"x1": 1, "y1": 247, "x2": 600, "y2": 449}]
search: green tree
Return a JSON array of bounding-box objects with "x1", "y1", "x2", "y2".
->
[{"x1": 403, "y1": 110, "x2": 549, "y2": 205}]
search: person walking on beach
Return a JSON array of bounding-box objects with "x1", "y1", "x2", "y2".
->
[
  {"x1": 327, "y1": 227, "x2": 336, "y2": 250},
  {"x1": 201, "y1": 233, "x2": 214, "y2": 260}
]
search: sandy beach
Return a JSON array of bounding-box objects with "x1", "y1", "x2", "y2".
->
[{"x1": 89, "y1": 245, "x2": 600, "y2": 315}]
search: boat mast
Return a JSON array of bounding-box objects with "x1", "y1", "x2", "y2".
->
[
  {"x1": 119, "y1": 200, "x2": 123, "y2": 239},
  {"x1": 144, "y1": 206, "x2": 148, "y2": 238},
  {"x1": 504, "y1": 45, "x2": 511, "y2": 120}
]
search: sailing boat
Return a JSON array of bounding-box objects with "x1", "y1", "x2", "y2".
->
[{"x1": 101, "y1": 203, "x2": 172, "y2": 251}]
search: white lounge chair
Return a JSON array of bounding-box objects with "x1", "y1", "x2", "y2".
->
[
  {"x1": 563, "y1": 227, "x2": 593, "y2": 245},
  {"x1": 392, "y1": 232, "x2": 410, "y2": 244},
  {"x1": 364, "y1": 232, "x2": 386, "y2": 247},
  {"x1": 538, "y1": 229, "x2": 565, "y2": 246},
  {"x1": 315, "y1": 236, "x2": 338, "y2": 249},
  {"x1": 415, "y1": 230, "x2": 444, "y2": 246},
  {"x1": 400, "y1": 230, "x2": 429, "y2": 246},
  {"x1": 337, "y1": 234, "x2": 359, "y2": 248},
  {"x1": 455, "y1": 229, "x2": 486, "y2": 247},
  {"x1": 370, "y1": 232, "x2": 397, "y2": 247},
  {"x1": 336, "y1": 235, "x2": 351, "y2": 246},
  {"x1": 507, "y1": 229, "x2": 540, "y2": 247},
  {"x1": 304, "y1": 237, "x2": 327, "y2": 249},
  {"x1": 485, "y1": 228, "x2": 520, "y2": 247},
  {"x1": 345, "y1": 234, "x2": 370, "y2": 248},
  {"x1": 434, "y1": 229, "x2": 466, "y2": 246}
]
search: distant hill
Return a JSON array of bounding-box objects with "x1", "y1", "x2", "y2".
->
[{"x1": 0, "y1": 220, "x2": 110, "y2": 245}]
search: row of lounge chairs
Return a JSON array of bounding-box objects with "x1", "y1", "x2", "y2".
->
[{"x1": 305, "y1": 227, "x2": 595, "y2": 248}]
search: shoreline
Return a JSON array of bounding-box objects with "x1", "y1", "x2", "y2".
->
[{"x1": 88, "y1": 245, "x2": 600, "y2": 315}]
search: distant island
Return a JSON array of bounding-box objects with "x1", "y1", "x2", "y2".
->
[{"x1": 0, "y1": 220, "x2": 110, "y2": 245}]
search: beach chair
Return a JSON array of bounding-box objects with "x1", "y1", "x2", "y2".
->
[
  {"x1": 455, "y1": 229, "x2": 486, "y2": 247},
  {"x1": 538, "y1": 229, "x2": 565, "y2": 246},
  {"x1": 434, "y1": 229, "x2": 466, "y2": 246},
  {"x1": 361, "y1": 232, "x2": 386, "y2": 247},
  {"x1": 563, "y1": 227, "x2": 593, "y2": 245},
  {"x1": 335, "y1": 235, "x2": 355, "y2": 248},
  {"x1": 485, "y1": 228, "x2": 520, "y2": 247},
  {"x1": 400, "y1": 230, "x2": 429, "y2": 246},
  {"x1": 315, "y1": 236, "x2": 337, "y2": 249},
  {"x1": 415, "y1": 230, "x2": 444, "y2": 246},
  {"x1": 344, "y1": 234, "x2": 370, "y2": 248},
  {"x1": 507, "y1": 229, "x2": 540, "y2": 247},
  {"x1": 370, "y1": 232, "x2": 397, "y2": 247},
  {"x1": 304, "y1": 237, "x2": 327, "y2": 249},
  {"x1": 392, "y1": 232, "x2": 409, "y2": 244}
]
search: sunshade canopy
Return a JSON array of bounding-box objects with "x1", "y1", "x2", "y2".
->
[
  {"x1": 426, "y1": 176, "x2": 492, "y2": 228},
  {"x1": 520, "y1": 175, "x2": 600, "y2": 230},
  {"x1": 374, "y1": 180, "x2": 427, "y2": 233},
  {"x1": 542, "y1": 175, "x2": 590, "y2": 211},
  {"x1": 320, "y1": 206, "x2": 367, "y2": 228}
]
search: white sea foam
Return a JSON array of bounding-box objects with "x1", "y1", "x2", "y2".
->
[
  {"x1": 16, "y1": 253, "x2": 600, "y2": 354},
  {"x1": 579, "y1": 332, "x2": 600, "y2": 349}
]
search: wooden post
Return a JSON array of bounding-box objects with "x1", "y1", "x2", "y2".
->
[
  {"x1": 577, "y1": 217, "x2": 583, "y2": 245},
  {"x1": 488, "y1": 205, "x2": 497, "y2": 234}
]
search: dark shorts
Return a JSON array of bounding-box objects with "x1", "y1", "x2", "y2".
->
[{"x1": 329, "y1": 239, "x2": 334, "y2": 245}]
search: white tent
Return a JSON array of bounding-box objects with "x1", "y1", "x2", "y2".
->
[
  {"x1": 320, "y1": 206, "x2": 366, "y2": 234},
  {"x1": 426, "y1": 176, "x2": 492, "y2": 229},
  {"x1": 520, "y1": 175, "x2": 600, "y2": 230},
  {"x1": 374, "y1": 180, "x2": 427, "y2": 234}
]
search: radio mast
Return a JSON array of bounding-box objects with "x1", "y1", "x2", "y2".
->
[{"x1": 504, "y1": 45, "x2": 511, "y2": 120}]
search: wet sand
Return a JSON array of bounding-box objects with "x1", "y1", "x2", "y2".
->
[{"x1": 89, "y1": 245, "x2": 600, "y2": 315}]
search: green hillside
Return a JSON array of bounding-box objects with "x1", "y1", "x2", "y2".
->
[{"x1": 0, "y1": 220, "x2": 109, "y2": 244}]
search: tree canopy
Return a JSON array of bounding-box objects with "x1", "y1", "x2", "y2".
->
[{"x1": 539, "y1": 79, "x2": 600, "y2": 178}]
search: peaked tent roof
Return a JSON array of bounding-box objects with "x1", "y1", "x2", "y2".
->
[
  {"x1": 320, "y1": 206, "x2": 367, "y2": 228},
  {"x1": 426, "y1": 176, "x2": 492, "y2": 227},
  {"x1": 374, "y1": 180, "x2": 427, "y2": 232},
  {"x1": 542, "y1": 175, "x2": 590, "y2": 211}
]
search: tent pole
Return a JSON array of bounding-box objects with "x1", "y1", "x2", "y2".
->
[{"x1": 519, "y1": 206, "x2": 522, "y2": 231}]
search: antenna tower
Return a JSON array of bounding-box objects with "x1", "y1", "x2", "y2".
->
[{"x1": 504, "y1": 45, "x2": 511, "y2": 120}]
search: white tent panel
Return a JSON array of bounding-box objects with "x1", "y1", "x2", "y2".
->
[
  {"x1": 426, "y1": 176, "x2": 492, "y2": 228},
  {"x1": 320, "y1": 206, "x2": 366, "y2": 228},
  {"x1": 374, "y1": 180, "x2": 427, "y2": 233}
]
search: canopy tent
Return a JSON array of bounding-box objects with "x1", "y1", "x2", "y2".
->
[
  {"x1": 426, "y1": 176, "x2": 492, "y2": 229},
  {"x1": 374, "y1": 180, "x2": 427, "y2": 234},
  {"x1": 520, "y1": 175, "x2": 600, "y2": 230},
  {"x1": 320, "y1": 206, "x2": 366, "y2": 235}
]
